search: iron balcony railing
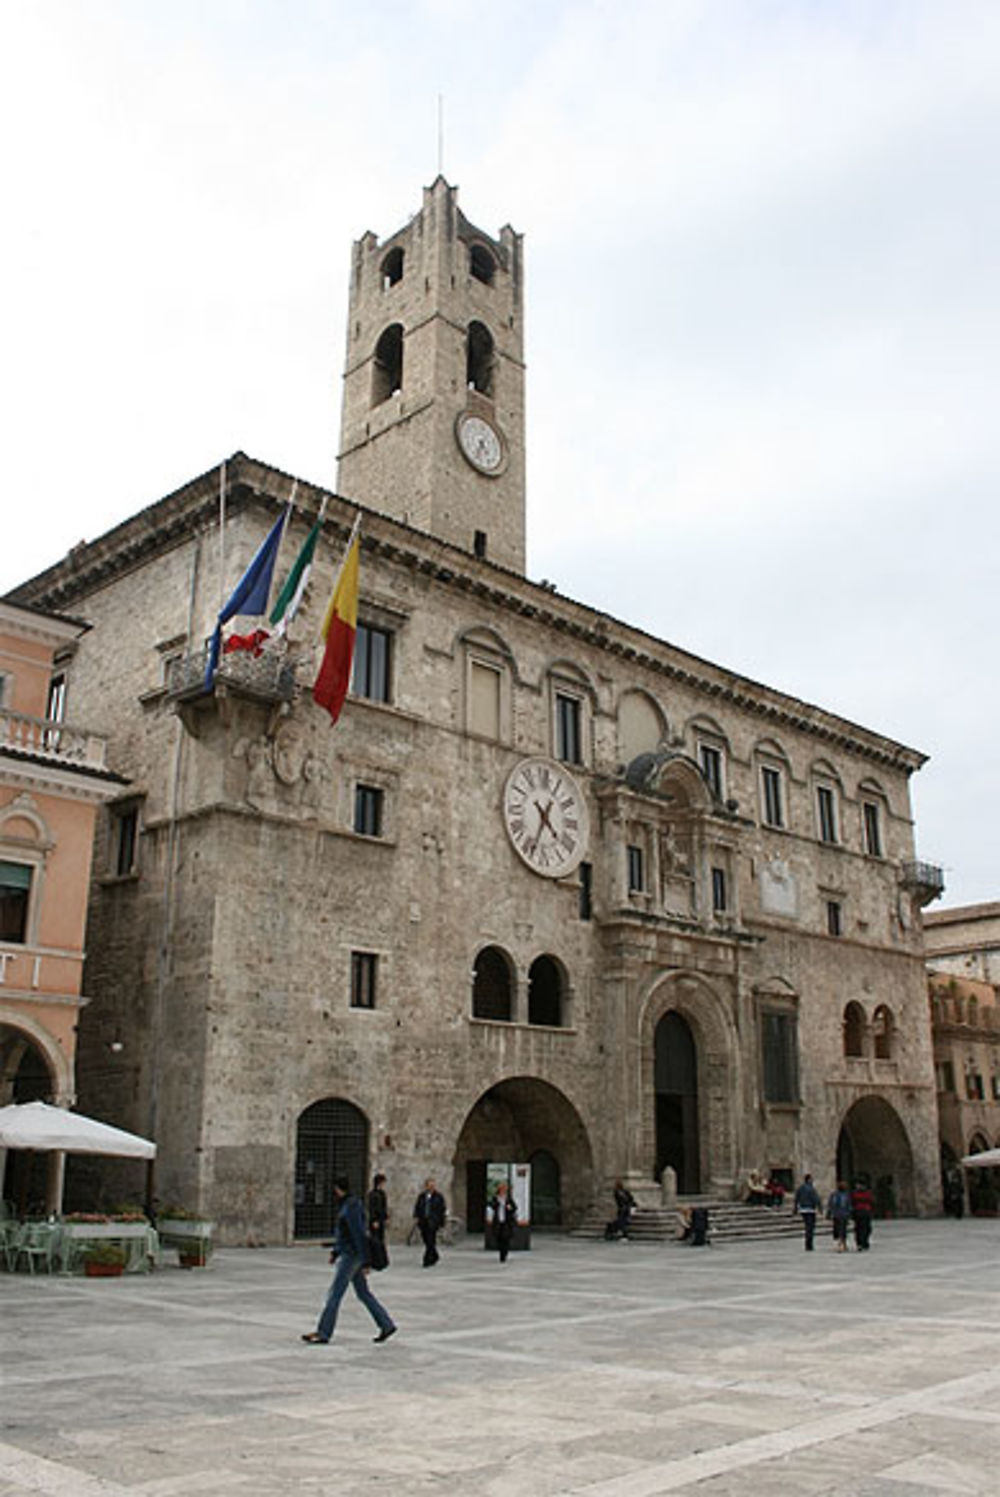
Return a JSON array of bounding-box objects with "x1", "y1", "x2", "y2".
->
[
  {"x1": 164, "y1": 644, "x2": 297, "y2": 703},
  {"x1": 900, "y1": 860, "x2": 946, "y2": 905}
]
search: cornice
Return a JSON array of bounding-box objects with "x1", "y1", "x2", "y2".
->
[{"x1": 7, "y1": 452, "x2": 928, "y2": 777}]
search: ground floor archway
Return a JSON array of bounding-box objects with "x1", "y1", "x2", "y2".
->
[
  {"x1": 836, "y1": 1095, "x2": 916, "y2": 1214},
  {"x1": 293, "y1": 1097, "x2": 369, "y2": 1239},
  {"x1": 1, "y1": 1021, "x2": 58, "y2": 1211},
  {"x1": 453, "y1": 1077, "x2": 592, "y2": 1233}
]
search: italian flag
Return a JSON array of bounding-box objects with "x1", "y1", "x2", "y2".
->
[
  {"x1": 312, "y1": 519, "x2": 361, "y2": 724},
  {"x1": 269, "y1": 516, "x2": 323, "y2": 639}
]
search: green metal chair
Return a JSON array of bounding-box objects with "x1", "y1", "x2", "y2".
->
[{"x1": 14, "y1": 1222, "x2": 59, "y2": 1274}]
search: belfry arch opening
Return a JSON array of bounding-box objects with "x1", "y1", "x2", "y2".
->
[
  {"x1": 654, "y1": 1011, "x2": 700, "y2": 1193},
  {"x1": 469, "y1": 243, "x2": 495, "y2": 285},
  {"x1": 466, "y1": 320, "x2": 494, "y2": 396},
  {"x1": 371, "y1": 323, "x2": 403, "y2": 405},
  {"x1": 453, "y1": 1077, "x2": 592, "y2": 1232},
  {"x1": 836, "y1": 1095, "x2": 915, "y2": 1213}
]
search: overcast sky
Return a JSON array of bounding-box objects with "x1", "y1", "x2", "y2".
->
[{"x1": 1, "y1": 1, "x2": 996, "y2": 908}]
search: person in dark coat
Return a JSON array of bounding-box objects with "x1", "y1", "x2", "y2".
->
[
  {"x1": 301, "y1": 1176, "x2": 396, "y2": 1345},
  {"x1": 793, "y1": 1173, "x2": 821, "y2": 1251},
  {"x1": 413, "y1": 1177, "x2": 446, "y2": 1267},
  {"x1": 608, "y1": 1179, "x2": 635, "y2": 1240},
  {"x1": 487, "y1": 1179, "x2": 517, "y2": 1263},
  {"x1": 367, "y1": 1171, "x2": 389, "y2": 1271},
  {"x1": 851, "y1": 1180, "x2": 875, "y2": 1251},
  {"x1": 826, "y1": 1181, "x2": 852, "y2": 1252}
]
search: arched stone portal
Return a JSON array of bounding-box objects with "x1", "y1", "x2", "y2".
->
[
  {"x1": 654, "y1": 1011, "x2": 700, "y2": 1193},
  {"x1": 453, "y1": 1078, "x2": 592, "y2": 1232},
  {"x1": 836, "y1": 1096, "x2": 915, "y2": 1214},
  {"x1": 294, "y1": 1097, "x2": 369, "y2": 1240}
]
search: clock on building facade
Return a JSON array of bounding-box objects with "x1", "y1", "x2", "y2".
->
[{"x1": 502, "y1": 757, "x2": 589, "y2": 878}]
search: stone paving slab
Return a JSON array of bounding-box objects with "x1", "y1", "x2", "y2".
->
[{"x1": 1, "y1": 1219, "x2": 998, "y2": 1496}]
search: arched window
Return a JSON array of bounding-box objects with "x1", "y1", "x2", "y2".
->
[
  {"x1": 472, "y1": 946, "x2": 513, "y2": 1021},
  {"x1": 470, "y1": 243, "x2": 495, "y2": 285},
  {"x1": 873, "y1": 1004, "x2": 894, "y2": 1060},
  {"x1": 528, "y1": 955, "x2": 563, "y2": 1027},
  {"x1": 381, "y1": 247, "x2": 404, "y2": 288},
  {"x1": 371, "y1": 324, "x2": 403, "y2": 406},
  {"x1": 466, "y1": 321, "x2": 494, "y2": 396},
  {"x1": 843, "y1": 1002, "x2": 865, "y2": 1058}
]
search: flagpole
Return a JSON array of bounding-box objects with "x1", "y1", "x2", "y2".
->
[{"x1": 218, "y1": 459, "x2": 227, "y2": 612}]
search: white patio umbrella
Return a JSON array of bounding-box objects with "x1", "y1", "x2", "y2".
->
[
  {"x1": 960, "y1": 1147, "x2": 1000, "y2": 1168},
  {"x1": 0, "y1": 1101, "x2": 156, "y2": 1158}
]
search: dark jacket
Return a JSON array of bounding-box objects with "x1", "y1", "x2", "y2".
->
[
  {"x1": 367, "y1": 1186, "x2": 388, "y2": 1233},
  {"x1": 413, "y1": 1189, "x2": 446, "y2": 1229},
  {"x1": 333, "y1": 1193, "x2": 369, "y2": 1264},
  {"x1": 794, "y1": 1181, "x2": 821, "y2": 1213},
  {"x1": 488, "y1": 1192, "x2": 517, "y2": 1236}
]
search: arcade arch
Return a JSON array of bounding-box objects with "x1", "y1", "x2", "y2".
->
[
  {"x1": 836, "y1": 1095, "x2": 915, "y2": 1212},
  {"x1": 453, "y1": 1077, "x2": 592, "y2": 1232}
]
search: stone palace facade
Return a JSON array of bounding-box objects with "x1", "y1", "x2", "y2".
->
[{"x1": 6, "y1": 179, "x2": 944, "y2": 1241}]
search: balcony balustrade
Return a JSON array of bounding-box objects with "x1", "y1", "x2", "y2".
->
[{"x1": 0, "y1": 709, "x2": 108, "y2": 769}]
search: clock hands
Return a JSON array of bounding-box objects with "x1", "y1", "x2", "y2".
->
[{"x1": 534, "y1": 798, "x2": 556, "y2": 838}]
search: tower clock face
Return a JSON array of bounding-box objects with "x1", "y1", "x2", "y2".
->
[
  {"x1": 502, "y1": 757, "x2": 589, "y2": 878},
  {"x1": 456, "y1": 412, "x2": 504, "y2": 475}
]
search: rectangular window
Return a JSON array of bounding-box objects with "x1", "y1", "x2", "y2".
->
[
  {"x1": 627, "y1": 844, "x2": 644, "y2": 893},
  {"x1": 0, "y1": 861, "x2": 32, "y2": 943},
  {"x1": 0, "y1": 672, "x2": 8, "y2": 708},
  {"x1": 114, "y1": 808, "x2": 138, "y2": 877},
  {"x1": 353, "y1": 785, "x2": 383, "y2": 838},
  {"x1": 939, "y1": 1061, "x2": 955, "y2": 1093},
  {"x1": 762, "y1": 1010, "x2": 799, "y2": 1104},
  {"x1": 352, "y1": 623, "x2": 392, "y2": 703},
  {"x1": 46, "y1": 672, "x2": 67, "y2": 723},
  {"x1": 711, "y1": 866, "x2": 727, "y2": 913},
  {"x1": 556, "y1": 693, "x2": 582, "y2": 765},
  {"x1": 863, "y1": 802, "x2": 883, "y2": 858},
  {"x1": 992, "y1": 1075, "x2": 1000, "y2": 1101},
  {"x1": 699, "y1": 744, "x2": 723, "y2": 800},
  {"x1": 761, "y1": 766, "x2": 784, "y2": 828},
  {"x1": 578, "y1": 861, "x2": 592, "y2": 921},
  {"x1": 468, "y1": 660, "x2": 501, "y2": 739},
  {"x1": 816, "y1": 786, "x2": 838, "y2": 844},
  {"x1": 350, "y1": 952, "x2": 378, "y2": 1009},
  {"x1": 826, "y1": 900, "x2": 842, "y2": 937}
]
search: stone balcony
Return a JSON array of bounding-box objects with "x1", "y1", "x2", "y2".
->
[
  {"x1": 0, "y1": 708, "x2": 108, "y2": 770},
  {"x1": 900, "y1": 859, "x2": 946, "y2": 907},
  {"x1": 163, "y1": 645, "x2": 297, "y2": 705}
]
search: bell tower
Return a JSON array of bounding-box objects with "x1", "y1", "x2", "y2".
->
[{"x1": 336, "y1": 177, "x2": 526, "y2": 574}]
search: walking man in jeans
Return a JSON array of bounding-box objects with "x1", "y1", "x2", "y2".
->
[
  {"x1": 301, "y1": 1176, "x2": 397, "y2": 1345},
  {"x1": 793, "y1": 1173, "x2": 821, "y2": 1251}
]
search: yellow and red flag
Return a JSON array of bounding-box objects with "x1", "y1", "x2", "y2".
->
[{"x1": 312, "y1": 520, "x2": 360, "y2": 724}]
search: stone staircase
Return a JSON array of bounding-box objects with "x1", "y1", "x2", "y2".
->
[{"x1": 571, "y1": 1196, "x2": 809, "y2": 1245}]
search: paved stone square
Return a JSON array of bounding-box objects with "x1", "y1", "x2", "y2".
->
[{"x1": 1, "y1": 1219, "x2": 998, "y2": 1496}]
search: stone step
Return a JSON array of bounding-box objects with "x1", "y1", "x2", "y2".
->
[{"x1": 571, "y1": 1199, "x2": 812, "y2": 1244}]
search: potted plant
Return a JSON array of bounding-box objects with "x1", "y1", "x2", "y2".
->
[
  {"x1": 157, "y1": 1205, "x2": 214, "y2": 1267},
  {"x1": 83, "y1": 1242, "x2": 128, "y2": 1278}
]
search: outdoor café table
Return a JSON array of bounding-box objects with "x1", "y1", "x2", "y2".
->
[{"x1": 58, "y1": 1221, "x2": 159, "y2": 1274}]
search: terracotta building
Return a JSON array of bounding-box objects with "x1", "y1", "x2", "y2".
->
[
  {"x1": 6, "y1": 179, "x2": 946, "y2": 1240},
  {"x1": 924, "y1": 904, "x2": 1000, "y2": 1211},
  {"x1": 0, "y1": 600, "x2": 125, "y2": 1209}
]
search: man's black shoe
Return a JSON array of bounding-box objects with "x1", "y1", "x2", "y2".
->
[{"x1": 373, "y1": 1326, "x2": 397, "y2": 1343}]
